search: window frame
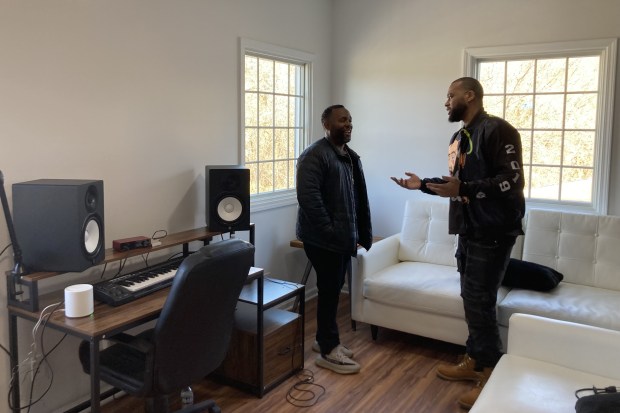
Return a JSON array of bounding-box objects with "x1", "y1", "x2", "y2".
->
[
  {"x1": 463, "y1": 38, "x2": 617, "y2": 214},
  {"x1": 239, "y1": 38, "x2": 314, "y2": 212}
]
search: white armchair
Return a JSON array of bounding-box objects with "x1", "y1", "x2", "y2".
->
[{"x1": 471, "y1": 313, "x2": 620, "y2": 413}]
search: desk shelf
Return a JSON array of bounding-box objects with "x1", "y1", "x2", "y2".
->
[{"x1": 215, "y1": 277, "x2": 305, "y2": 397}]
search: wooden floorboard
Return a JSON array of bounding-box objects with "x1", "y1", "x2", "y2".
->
[{"x1": 100, "y1": 295, "x2": 473, "y2": 412}]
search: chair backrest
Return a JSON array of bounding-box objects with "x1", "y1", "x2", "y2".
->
[{"x1": 151, "y1": 238, "x2": 254, "y2": 394}]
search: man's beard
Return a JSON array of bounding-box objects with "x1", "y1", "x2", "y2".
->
[
  {"x1": 331, "y1": 129, "x2": 350, "y2": 145},
  {"x1": 449, "y1": 102, "x2": 467, "y2": 122}
]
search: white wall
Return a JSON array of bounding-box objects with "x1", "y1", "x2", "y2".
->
[
  {"x1": 0, "y1": 1, "x2": 331, "y2": 411},
  {"x1": 332, "y1": 0, "x2": 620, "y2": 236},
  {"x1": 3, "y1": 0, "x2": 620, "y2": 410}
]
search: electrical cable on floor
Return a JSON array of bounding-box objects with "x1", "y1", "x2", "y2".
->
[{"x1": 285, "y1": 369, "x2": 326, "y2": 408}]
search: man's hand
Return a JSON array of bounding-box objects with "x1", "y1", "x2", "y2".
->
[
  {"x1": 391, "y1": 172, "x2": 421, "y2": 190},
  {"x1": 426, "y1": 175, "x2": 460, "y2": 197}
]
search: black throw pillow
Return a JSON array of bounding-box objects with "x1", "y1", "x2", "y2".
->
[{"x1": 502, "y1": 258, "x2": 564, "y2": 291}]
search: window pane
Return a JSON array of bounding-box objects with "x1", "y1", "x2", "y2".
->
[
  {"x1": 274, "y1": 61, "x2": 289, "y2": 94},
  {"x1": 483, "y1": 95, "x2": 504, "y2": 117},
  {"x1": 248, "y1": 163, "x2": 258, "y2": 194},
  {"x1": 532, "y1": 131, "x2": 562, "y2": 165},
  {"x1": 289, "y1": 96, "x2": 301, "y2": 127},
  {"x1": 479, "y1": 61, "x2": 505, "y2": 93},
  {"x1": 530, "y1": 166, "x2": 560, "y2": 200},
  {"x1": 288, "y1": 129, "x2": 296, "y2": 159},
  {"x1": 274, "y1": 95, "x2": 289, "y2": 127},
  {"x1": 258, "y1": 93, "x2": 273, "y2": 127},
  {"x1": 561, "y1": 168, "x2": 592, "y2": 202},
  {"x1": 505, "y1": 95, "x2": 533, "y2": 129},
  {"x1": 567, "y1": 56, "x2": 599, "y2": 92},
  {"x1": 288, "y1": 160, "x2": 295, "y2": 188},
  {"x1": 258, "y1": 58, "x2": 274, "y2": 92},
  {"x1": 245, "y1": 93, "x2": 258, "y2": 127},
  {"x1": 245, "y1": 128, "x2": 258, "y2": 163},
  {"x1": 245, "y1": 56, "x2": 258, "y2": 91},
  {"x1": 507, "y1": 60, "x2": 535, "y2": 93},
  {"x1": 536, "y1": 58, "x2": 566, "y2": 92},
  {"x1": 274, "y1": 161, "x2": 288, "y2": 190},
  {"x1": 534, "y1": 94, "x2": 564, "y2": 129},
  {"x1": 274, "y1": 128, "x2": 288, "y2": 160},
  {"x1": 565, "y1": 93, "x2": 597, "y2": 129},
  {"x1": 258, "y1": 162, "x2": 274, "y2": 192},
  {"x1": 258, "y1": 128, "x2": 274, "y2": 161},
  {"x1": 520, "y1": 130, "x2": 533, "y2": 166},
  {"x1": 563, "y1": 131, "x2": 594, "y2": 167},
  {"x1": 289, "y1": 65, "x2": 299, "y2": 95}
]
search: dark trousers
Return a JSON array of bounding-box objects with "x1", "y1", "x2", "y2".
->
[
  {"x1": 456, "y1": 234, "x2": 516, "y2": 369},
  {"x1": 303, "y1": 243, "x2": 349, "y2": 356}
]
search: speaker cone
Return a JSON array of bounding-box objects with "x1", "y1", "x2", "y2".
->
[
  {"x1": 216, "y1": 196, "x2": 243, "y2": 223},
  {"x1": 84, "y1": 216, "x2": 102, "y2": 256}
]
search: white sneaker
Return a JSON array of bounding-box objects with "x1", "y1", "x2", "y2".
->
[
  {"x1": 312, "y1": 341, "x2": 354, "y2": 358},
  {"x1": 315, "y1": 346, "x2": 360, "y2": 374}
]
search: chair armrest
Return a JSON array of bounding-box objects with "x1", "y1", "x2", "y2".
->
[
  {"x1": 356, "y1": 233, "x2": 400, "y2": 280},
  {"x1": 507, "y1": 313, "x2": 620, "y2": 379}
]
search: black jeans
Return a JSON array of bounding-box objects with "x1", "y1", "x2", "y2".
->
[
  {"x1": 303, "y1": 243, "x2": 349, "y2": 356},
  {"x1": 456, "y1": 233, "x2": 516, "y2": 369}
]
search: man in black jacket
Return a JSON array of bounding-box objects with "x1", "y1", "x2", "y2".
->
[
  {"x1": 392, "y1": 77, "x2": 525, "y2": 409},
  {"x1": 296, "y1": 104, "x2": 372, "y2": 374}
]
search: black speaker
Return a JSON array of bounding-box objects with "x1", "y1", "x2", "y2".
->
[
  {"x1": 205, "y1": 166, "x2": 250, "y2": 232},
  {"x1": 12, "y1": 179, "x2": 105, "y2": 272}
]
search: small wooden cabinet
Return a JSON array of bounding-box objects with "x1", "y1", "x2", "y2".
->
[{"x1": 215, "y1": 276, "x2": 305, "y2": 396}]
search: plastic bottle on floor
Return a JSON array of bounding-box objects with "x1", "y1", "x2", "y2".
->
[{"x1": 180, "y1": 386, "x2": 194, "y2": 407}]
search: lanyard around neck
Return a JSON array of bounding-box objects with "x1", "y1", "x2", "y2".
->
[{"x1": 460, "y1": 128, "x2": 473, "y2": 155}]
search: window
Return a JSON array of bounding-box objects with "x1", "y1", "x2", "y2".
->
[
  {"x1": 240, "y1": 39, "x2": 313, "y2": 210},
  {"x1": 464, "y1": 39, "x2": 616, "y2": 214}
]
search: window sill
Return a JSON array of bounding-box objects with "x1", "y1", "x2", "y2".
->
[{"x1": 250, "y1": 191, "x2": 298, "y2": 213}]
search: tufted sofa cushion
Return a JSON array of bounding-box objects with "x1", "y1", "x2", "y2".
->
[
  {"x1": 499, "y1": 209, "x2": 620, "y2": 332},
  {"x1": 521, "y1": 209, "x2": 620, "y2": 290},
  {"x1": 498, "y1": 282, "x2": 620, "y2": 332},
  {"x1": 398, "y1": 198, "x2": 457, "y2": 267}
]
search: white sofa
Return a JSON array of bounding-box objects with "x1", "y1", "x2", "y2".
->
[
  {"x1": 471, "y1": 313, "x2": 620, "y2": 413},
  {"x1": 351, "y1": 196, "x2": 620, "y2": 348}
]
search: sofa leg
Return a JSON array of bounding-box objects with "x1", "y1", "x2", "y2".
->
[
  {"x1": 351, "y1": 320, "x2": 357, "y2": 331},
  {"x1": 371, "y1": 325, "x2": 378, "y2": 340}
]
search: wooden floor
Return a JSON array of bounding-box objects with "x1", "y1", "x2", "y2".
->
[{"x1": 100, "y1": 295, "x2": 473, "y2": 413}]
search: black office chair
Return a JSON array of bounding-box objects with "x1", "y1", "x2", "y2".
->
[{"x1": 79, "y1": 239, "x2": 255, "y2": 413}]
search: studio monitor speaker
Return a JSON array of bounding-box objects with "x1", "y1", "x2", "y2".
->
[
  {"x1": 205, "y1": 166, "x2": 250, "y2": 232},
  {"x1": 12, "y1": 179, "x2": 105, "y2": 272}
]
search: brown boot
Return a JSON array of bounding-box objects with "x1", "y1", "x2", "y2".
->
[
  {"x1": 436, "y1": 354, "x2": 480, "y2": 382},
  {"x1": 458, "y1": 367, "x2": 493, "y2": 410}
]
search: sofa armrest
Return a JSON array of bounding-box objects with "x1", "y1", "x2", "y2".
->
[
  {"x1": 356, "y1": 233, "x2": 400, "y2": 279},
  {"x1": 350, "y1": 234, "x2": 400, "y2": 320},
  {"x1": 507, "y1": 313, "x2": 620, "y2": 379}
]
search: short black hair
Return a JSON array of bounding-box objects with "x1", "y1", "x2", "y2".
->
[
  {"x1": 453, "y1": 77, "x2": 484, "y2": 100},
  {"x1": 321, "y1": 104, "x2": 345, "y2": 124}
]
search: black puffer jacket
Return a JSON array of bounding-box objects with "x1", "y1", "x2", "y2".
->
[
  {"x1": 296, "y1": 137, "x2": 372, "y2": 256},
  {"x1": 422, "y1": 111, "x2": 525, "y2": 238}
]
